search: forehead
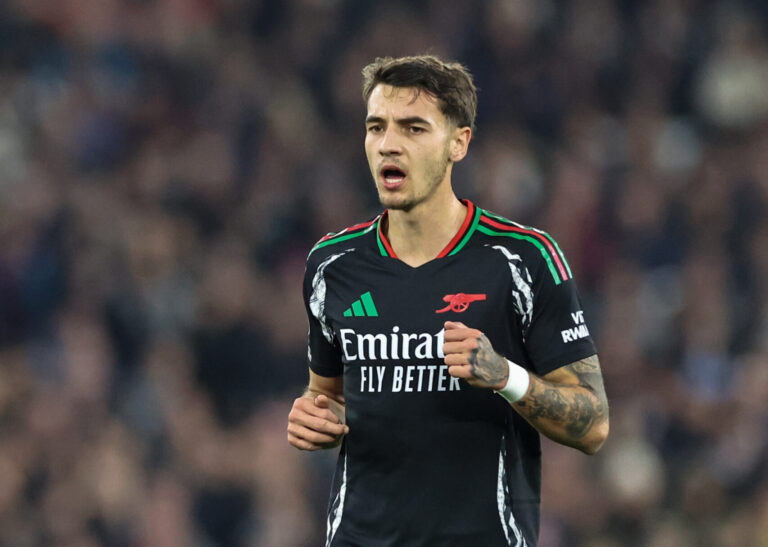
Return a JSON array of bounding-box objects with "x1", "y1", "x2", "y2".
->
[{"x1": 366, "y1": 84, "x2": 445, "y2": 122}]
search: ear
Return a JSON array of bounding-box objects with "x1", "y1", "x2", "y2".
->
[{"x1": 449, "y1": 127, "x2": 472, "y2": 162}]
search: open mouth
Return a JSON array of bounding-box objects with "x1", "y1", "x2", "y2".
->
[{"x1": 380, "y1": 165, "x2": 407, "y2": 188}]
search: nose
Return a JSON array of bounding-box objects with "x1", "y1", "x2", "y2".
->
[{"x1": 379, "y1": 126, "x2": 402, "y2": 156}]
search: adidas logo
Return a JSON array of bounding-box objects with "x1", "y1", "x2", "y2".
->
[{"x1": 343, "y1": 291, "x2": 379, "y2": 317}]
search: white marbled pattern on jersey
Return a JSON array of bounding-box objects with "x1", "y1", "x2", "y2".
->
[
  {"x1": 490, "y1": 245, "x2": 534, "y2": 342},
  {"x1": 310, "y1": 250, "x2": 353, "y2": 344},
  {"x1": 326, "y1": 452, "x2": 347, "y2": 547},
  {"x1": 497, "y1": 436, "x2": 527, "y2": 547}
]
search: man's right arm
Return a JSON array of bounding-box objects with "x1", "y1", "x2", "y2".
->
[{"x1": 287, "y1": 370, "x2": 348, "y2": 451}]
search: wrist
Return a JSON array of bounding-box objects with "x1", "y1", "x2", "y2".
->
[{"x1": 494, "y1": 359, "x2": 530, "y2": 403}]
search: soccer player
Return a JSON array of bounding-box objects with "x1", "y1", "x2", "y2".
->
[{"x1": 287, "y1": 55, "x2": 609, "y2": 546}]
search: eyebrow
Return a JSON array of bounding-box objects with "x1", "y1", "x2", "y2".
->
[{"x1": 365, "y1": 115, "x2": 432, "y2": 127}]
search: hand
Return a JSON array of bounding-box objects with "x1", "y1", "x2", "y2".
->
[
  {"x1": 287, "y1": 393, "x2": 349, "y2": 451},
  {"x1": 442, "y1": 321, "x2": 509, "y2": 390}
]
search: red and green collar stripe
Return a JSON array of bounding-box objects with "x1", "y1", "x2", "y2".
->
[
  {"x1": 310, "y1": 218, "x2": 379, "y2": 254},
  {"x1": 477, "y1": 210, "x2": 572, "y2": 285},
  {"x1": 376, "y1": 200, "x2": 481, "y2": 258},
  {"x1": 316, "y1": 203, "x2": 571, "y2": 285}
]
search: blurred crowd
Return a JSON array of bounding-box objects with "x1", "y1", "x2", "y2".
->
[{"x1": 0, "y1": 0, "x2": 767, "y2": 545}]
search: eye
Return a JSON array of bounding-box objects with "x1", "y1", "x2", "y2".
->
[
  {"x1": 367, "y1": 124, "x2": 382, "y2": 133},
  {"x1": 409, "y1": 126, "x2": 425, "y2": 134}
]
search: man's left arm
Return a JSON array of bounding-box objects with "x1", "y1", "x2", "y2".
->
[{"x1": 443, "y1": 321, "x2": 609, "y2": 455}]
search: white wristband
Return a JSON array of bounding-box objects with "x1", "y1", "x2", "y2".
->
[{"x1": 494, "y1": 359, "x2": 530, "y2": 403}]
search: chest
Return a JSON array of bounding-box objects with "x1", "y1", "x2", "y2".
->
[{"x1": 322, "y1": 250, "x2": 529, "y2": 364}]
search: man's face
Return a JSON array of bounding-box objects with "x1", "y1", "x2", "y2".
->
[{"x1": 365, "y1": 85, "x2": 456, "y2": 211}]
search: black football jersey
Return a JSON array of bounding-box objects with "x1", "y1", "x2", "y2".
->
[{"x1": 304, "y1": 200, "x2": 597, "y2": 547}]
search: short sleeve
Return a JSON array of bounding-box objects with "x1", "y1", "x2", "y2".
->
[
  {"x1": 523, "y1": 259, "x2": 597, "y2": 376},
  {"x1": 303, "y1": 256, "x2": 344, "y2": 377}
]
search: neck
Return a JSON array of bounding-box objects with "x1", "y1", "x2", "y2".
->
[{"x1": 385, "y1": 187, "x2": 467, "y2": 267}]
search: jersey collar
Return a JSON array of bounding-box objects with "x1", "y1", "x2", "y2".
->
[{"x1": 375, "y1": 199, "x2": 481, "y2": 259}]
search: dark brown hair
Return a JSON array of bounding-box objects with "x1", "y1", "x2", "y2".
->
[{"x1": 362, "y1": 55, "x2": 478, "y2": 131}]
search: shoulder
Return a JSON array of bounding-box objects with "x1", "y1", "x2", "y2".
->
[
  {"x1": 306, "y1": 215, "x2": 381, "y2": 269},
  {"x1": 474, "y1": 207, "x2": 573, "y2": 285}
]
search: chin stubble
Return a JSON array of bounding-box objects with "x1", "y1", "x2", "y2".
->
[{"x1": 377, "y1": 145, "x2": 451, "y2": 211}]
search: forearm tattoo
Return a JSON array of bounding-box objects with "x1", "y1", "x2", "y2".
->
[
  {"x1": 468, "y1": 334, "x2": 509, "y2": 387},
  {"x1": 515, "y1": 355, "x2": 608, "y2": 441}
]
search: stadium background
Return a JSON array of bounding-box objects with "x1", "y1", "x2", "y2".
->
[{"x1": 1, "y1": 0, "x2": 767, "y2": 545}]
